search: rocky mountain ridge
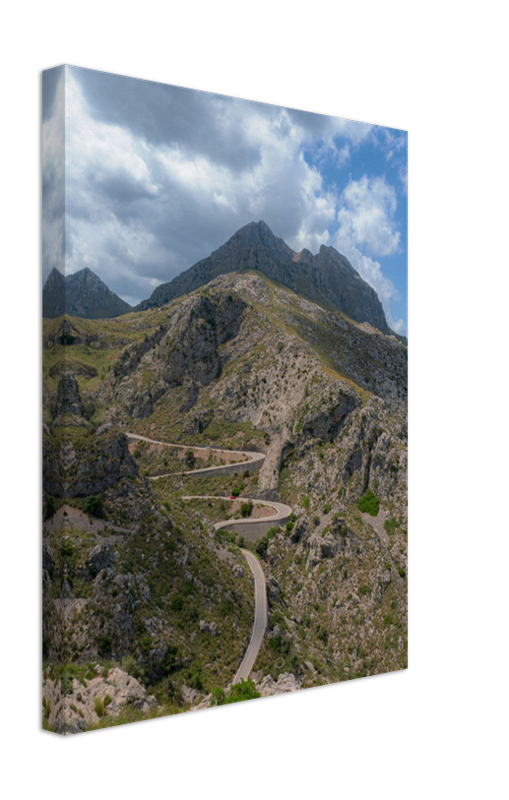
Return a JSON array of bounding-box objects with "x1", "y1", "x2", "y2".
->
[
  {"x1": 43, "y1": 267, "x2": 132, "y2": 319},
  {"x1": 42, "y1": 268, "x2": 407, "y2": 732},
  {"x1": 43, "y1": 662, "x2": 301, "y2": 733},
  {"x1": 136, "y1": 221, "x2": 394, "y2": 335}
]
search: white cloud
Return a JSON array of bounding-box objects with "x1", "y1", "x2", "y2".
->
[
  {"x1": 399, "y1": 165, "x2": 408, "y2": 194},
  {"x1": 328, "y1": 117, "x2": 373, "y2": 146},
  {"x1": 158, "y1": 147, "x2": 232, "y2": 195},
  {"x1": 42, "y1": 68, "x2": 65, "y2": 277},
  {"x1": 336, "y1": 175, "x2": 400, "y2": 257},
  {"x1": 65, "y1": 71, "x2": 159, "y2": 196},
  {"x1": 345, "y1": 246, "x2": 396, "y2": 301},
  {"x1": 332, "y1": 238, "x2": 406, "y2": 336},
  {"x1": 54, "y1": 68, "x2": 405, "y2": 331},
  {"x1": 387, "y1": 314, "x2": 406, "y2": 335}
]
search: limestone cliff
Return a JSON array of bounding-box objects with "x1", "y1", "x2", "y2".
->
[{"x1": 136, "y1": 221, "x2": 391, "y2": 334}]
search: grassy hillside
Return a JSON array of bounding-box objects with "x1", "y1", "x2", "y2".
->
[{"x1": 42, "y1": 270, "x2": 407, "y2": 731}]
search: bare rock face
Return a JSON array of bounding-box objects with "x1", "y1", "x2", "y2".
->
[
  {"x1": 199, "y1": 619, "x2": 218, "y2": 636},
  {"x1": 136, "y1": 220, "x2": 391, "y2": 334},
  {"x1": 68, "y1": 428, "x2": 139, "y2": 497},
  {"x1": 113, "y1": 291, "x2": 247, "y2": 416},
  {"x1": 42, "y1": 667, "x2": 158, "y2": 734},
  {"x1": 55, "y1": 371, "x2": 86, "y2": 417},
  {"x1": 87, "y1": 543, "x2": 115, "y2": 574},
  {"x1": 43, "y1": 424, "x2": 139, "y2": 498},
  {"x1": 52, "y1": 370, "x2": 95, "y2": 425},
  {"x1": 190, "y1": 671, "x2": 301, "y2": 712},
  {"x1": 43, "y1": 266, "x2": 132, "y2": 320},
  {"x1": 256, "y1": 672, "x2": 301, "y2": 697},
  {"x1": 266, "y1": 576, "x2": 282, "y2": 601}
]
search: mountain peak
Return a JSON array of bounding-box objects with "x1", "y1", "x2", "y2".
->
[
  {"x1": 43, "y1": 267, "x2": 132, "y2": 320},
  {"x1": 136, "y1": 222, "x2": 390, "y2": 333},
  {"x1": 224, "y1": 220, "x2": 294, "y2": 264}
]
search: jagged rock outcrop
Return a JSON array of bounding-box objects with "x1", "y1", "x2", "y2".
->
[
  {"x1": 42, "y1": 667, "x2": 158, "y2": 734},
  {"x1": 43, "y1": 267, "x2": 132, "y2": 319},
  {"x1": 42, "y1": 267, "x2": 65, "y2": 320},
  {"x1": 43, "y1": 424, "x2": 138, "y2": 497},
  {"x1": 61, "y1": 426, "x2": 139, "y2": 497},
  {"x1": 55, "y1": 371, "x2": 88, "y2": 418},
  {"x1": 41, "y1": 249, "x2": 407, "y2": 730},
  {"x1": 256, "y1": 672, "x2": 301, "y2": 697},
  {"x1": 191, "y1": 671, "x2": 301, "y2": 711},
  {"x1": 43, "y1": 371, "x2": 138, "y2": 497},
  {"x1": 114, "y1": 291, "x2": 247, "y2": 416},
  {"x1": 87, "y1": 543, "x2": 115, "y2": 574},
  {"x1": 136, "y1": 221, "x2": 391, "y2": 334}
]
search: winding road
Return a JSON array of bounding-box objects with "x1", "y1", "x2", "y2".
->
[{"x1": 124, "y1": 432, "x2": 292, "y2": 684}]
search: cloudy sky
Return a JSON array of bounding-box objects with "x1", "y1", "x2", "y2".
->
[{"x1": 43, "y1": 65, "x2": 408, "y2": 333}]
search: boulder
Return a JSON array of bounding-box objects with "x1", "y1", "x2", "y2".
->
[
  {"x1": 43, "y1": 543, "x2": 54, "y2": 574},
  {"x1": 266, "y1": 576, "x2": 281, "y2": 600},
  {"x1": 181, "y1": 683, "x2": 202, "y2": 706},
  {"x1": 199, "y1": 620, "x2": 218, "y2": 636},
  {"x1": 88, "y1": 543, "x2": 115, "y2": 574},
  {"x1": 257, "y1": 672, "x2": 301, "y2": 697}
]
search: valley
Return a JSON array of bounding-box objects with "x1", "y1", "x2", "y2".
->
[{"x1": 42, "y1": 266, "x2": 407, "y2": 733}]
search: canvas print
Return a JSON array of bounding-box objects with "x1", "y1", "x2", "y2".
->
[{"x1": 42, "y1": 66, "x2": 408, "y2": 734}]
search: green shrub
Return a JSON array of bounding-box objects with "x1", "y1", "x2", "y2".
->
[
  {"x1": 171, "y1": 596, "x2": 184, "y2": 611},
  {"x1": 359, "y1": 584, "x2": 371, "y2": 595},
  {"x1": 398, "y1": 568, "x2": 406, "y2": 578},
  {"x1": 384, "y1": 517, "x2": 399, "y2": 535},
  {"x1": 84, "y1": 495, "x2": 103, "y2": 517},
  {"x1": 220, "y1": 599, "x2": 234, "y2": 617},
  {"x1": 60, "y1": 673, "x2": 74, "y2": 696},
  {"x1": 317, "y1": 625, "x2": 329, "y2": 644},
  {"x1": 184, "y1": 449, "x2": 196, "y2": 470},
  {"x1": 323, "y1": 503, "x2": 331, "y2": 514},
  {"x1": 121, "y1": 655, "x2": 144, "y2": 681},
  {"x1": 240, "y1": 500, "x2": 253, "y2": 518},
  {"x1": 94, "y1": 698, "x2": 105, "y2": 717},
  {"x1": 357, "y1": 490, "x2": 380, "y2": 517},
  {"x1": 255, "y1": 537, "x2": 268, "y2": 557},
  {"x1": 303, "y1": 497, "x2": 310, "y2": 509},
  {"x1": 215, "y1": 679, "x2": 260, "y2": 705},
  {"x1": 186, "y1": 666, "x2": 204, "y2": 691},
  {"x1": 97, "y1": 635, "x2": 112, "y2": 656},
  {"x1": 254, "y1": 526, "x2": 279, "y2": 557},
  {"x1": 44, "y1": 495, "x2": 57, "y2": 519}
]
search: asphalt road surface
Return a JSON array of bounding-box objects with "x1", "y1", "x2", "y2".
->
[{"x1": 124, "y1": 432, "x2": 287, "y2": 685}]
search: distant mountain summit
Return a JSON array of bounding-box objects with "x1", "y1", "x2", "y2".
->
[
  {"x1": 43, "y1": 267, "x2": 132, "y2": 319},
  {"x1": 136, "y1": 221, "x2": 391, "y2": 334}
]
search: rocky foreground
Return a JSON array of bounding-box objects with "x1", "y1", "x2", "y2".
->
[
  {"x1": 43, "y1": 666, "x2": 158, "y2": 734},
  {"x1": 43, "y1": 666, "x2": 301, "y2": 733}
]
